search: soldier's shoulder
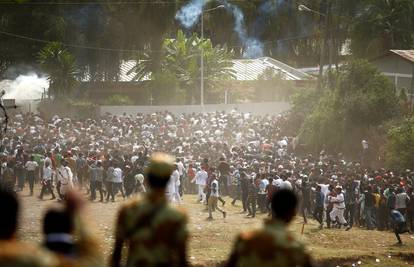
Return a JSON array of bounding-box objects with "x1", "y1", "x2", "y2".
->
[
  {"x1": 119, "y1": 195, "x2": 145, "y2": 211},
  {"x1": 0, "y1": 241, "x2": 58, "y2": 267},
  {"x1": 157, "y1": 203, "x2": 188, "y2": 224}
]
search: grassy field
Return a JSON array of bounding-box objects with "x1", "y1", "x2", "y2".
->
[{"x1": 18, "y1": 188, "x2": 414, "y2": 267}]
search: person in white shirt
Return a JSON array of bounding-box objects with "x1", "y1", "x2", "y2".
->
[
  {"x1": 176, "y1": 158, "x2": 185, "y2": 195},
  {"x1": 192, "y1": 168, "x2": 207, "y2": 203},
  {"x1": 112, "y1": 165, "x2": 125, "y2": 201},
  {"x1": 39, "y1": 161, "x2": 56, "y2": 200},
  {"x1": 395, "y1": 188, "x2": 410, "y2": 215},
  {"x1": 25, "y1": 156, "x2": 39, "y2": 196},
  {"x1": 168, "y1": 165, "x2": 181, "y2": 204},
  {"x1": 329, "y1": 186, "x2": 350, "y2": 230},
  {"x1": 56, "y1": 160, "x2": 73, "y2": 200},
  {"x1": 207, "y1": 175, "x2": 226, "y2": 220}
]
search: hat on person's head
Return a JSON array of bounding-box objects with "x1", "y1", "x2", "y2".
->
[{"x1": 146, "y1": 153, "x2": 175, "y2": 179}]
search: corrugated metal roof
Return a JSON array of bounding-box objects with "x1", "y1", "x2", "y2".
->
[
  {"x1": 390, "y1": 50, "x2": 414, "y2": 63},
  {"x1": 83, "y1": 57, "x2": 312, "y2": 82},
  {"x1": 231, "y1": 57, "x2": 312, "y2": 81}
]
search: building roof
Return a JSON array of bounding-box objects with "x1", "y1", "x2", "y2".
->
[
  {"x1": 82, "y1": 56, "x2": 313, "y2": 82},
  {"x1": 390, "y1": 50, "x2": 414, "y2": 63},
  {"x1": 231, "y1": 57, "x2": 312, "y2": 81}
]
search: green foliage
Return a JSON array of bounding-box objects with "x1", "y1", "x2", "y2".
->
[
  {"x1": 385, "y1": 117, "x2": 414, "y2": 170},
  {"x1": 38, "y1": 42, "x2": 78, "y2": 99},
  {"x1": 299, "y1": 60, "x2": 400, "y2": 155},
  {"x1": 351, "y1": 0, "x2": 414, "y2": 58},
  {"x1": 104, "y1": 94, "x2": 134, "y2": 106},
  {"x1": 129, "y1": 30, "x2": 235, "y2": 104}
]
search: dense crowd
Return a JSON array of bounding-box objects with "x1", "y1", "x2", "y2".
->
[{"x1": 0, "y1": 110, "x2": 413, "y2": 267}]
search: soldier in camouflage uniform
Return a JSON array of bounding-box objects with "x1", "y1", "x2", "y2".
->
[
  {"x1": 0, "y1": 188, "x2": 58, "y2": 267},
  {"x1": 110, "y1": 153, "x2": 188, "y2": 267},
  {"x1": 226, "y1": 189, "x2": 314, "y2": 267}
]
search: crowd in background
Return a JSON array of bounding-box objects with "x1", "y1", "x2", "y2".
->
[{"x1": 0, "y1": 111, "x2": 413, "y2": 233}]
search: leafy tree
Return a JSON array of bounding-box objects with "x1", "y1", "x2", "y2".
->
[
  {"x1": 385, "y1": 117, "x2": 414, "y2": 170},
  {"x1": 351, "y1": 0, "x2": 414, "y2": 58},
  {"x1": 299, "y1": 60, "x2": 400, "y2": 155},
  {"x1": 38, "y1": 42, "x2": 78, "y2": 99},
  {"x1": 129, "y1": 30, "x2": 235, "y2": 104}
]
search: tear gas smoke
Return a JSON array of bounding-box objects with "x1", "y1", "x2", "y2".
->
[{"x1": 0, "y1": 73, "x2": 48, "y2": 100}]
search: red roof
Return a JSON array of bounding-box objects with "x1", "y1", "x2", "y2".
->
[{"x1": 390, "y1": 50, "x2": 414, "y2": 63}]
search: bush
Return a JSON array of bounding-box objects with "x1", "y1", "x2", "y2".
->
[
  {"x1": 298, "y1": 60, "x2": 400, "y2": 156},
  {"x1": 385, "y1": 117, "x2": 414, "y2": 170},
  {"x1": 104, "y1": 94, "x2": 134, "y2": 105}
]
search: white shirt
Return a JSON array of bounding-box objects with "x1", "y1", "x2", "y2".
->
[
  {"x1": 171, "y1": 170, "x2": 180, "y2": 186},
  {"x1": 395, "y1": 192, "x2": 410, "y2": 209},
  {"x1": 318, "y1": 184, "x2": 330, "y2": 197},
  {"x1": 330, "y1": 193, "x2": 346, "y2": 209},
  {"x1": 272, "y1": 178, "x2": 283, "y2": 187},
  {"x1": 177, "y1": 162, "x2": 185, "y2": 176},
  {"x1": 25, "y1": 161, "x2": 38, "y2": 171},
  {"x1": 193, "y1": 170, "x2": 208, "y2": 186},
  {"x1": 43, "y1": 166, "x2": 53, "y2": 181},
  {"x1": 113, "y1": 168, "x2": 123, "y2": 183},
  {"x1": 57, "y1": 166, "x2": 73, "y2": 185},
  {"x1": 280, "y1": 180, "x2": 292, "y2": 190},
  {"x1": 210, "y1": 179, "x2": 219, "y2": 197}
]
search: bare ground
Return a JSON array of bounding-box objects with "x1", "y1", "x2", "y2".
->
[{"x1": 17, "y1": 186, "x2": 414, "y2": 267}]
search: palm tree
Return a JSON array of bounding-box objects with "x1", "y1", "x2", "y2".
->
[
  {"x1": 128, "y1": 30, "x2": 236, "y2": 104},
  {"x1": 38, "y1": 42, "x2": 78, "y2": 99}
]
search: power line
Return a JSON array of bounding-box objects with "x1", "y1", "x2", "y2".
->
[
  {"x1": 0, "y1": 0, "x2": 257, "y2": 5},
  {"x1": 0, "y1": 29, "x2": 164, "y2": 53},
  {"x1": 0, "y1": 28, "x2": 319, "y2": 54}
]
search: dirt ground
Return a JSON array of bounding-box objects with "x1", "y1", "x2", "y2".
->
[{"x1": 18, "y1": 186, "x2": 414, "y2": 267}]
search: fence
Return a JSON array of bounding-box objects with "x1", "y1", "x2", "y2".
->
[{"x1": 100, "y1": 101, "x2": 291, "y2": 116}]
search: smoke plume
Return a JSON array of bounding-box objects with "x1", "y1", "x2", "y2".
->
[
  {"x1": 222, "y1": 1, "x2": 264, "y2": 58},
  {"x1": 175, "y1": 0, "x2": 265, "y2": 58},
  {"x1": 0, "y1": 73, "x2": 48, "y2": 100},
  {"x1": 175, "y1": 0, "x2": 207, "y2": 29}
]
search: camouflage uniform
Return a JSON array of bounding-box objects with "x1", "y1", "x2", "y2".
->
[
  {"x1": 0, "y1": 241, "x2": 57, "y2": 267},
  {"x1": 226, "y1": 219, "x2": 312, "y2": 267},
  {"x1": 115, "y1": 194, "x2": 188, "y2": 267}
]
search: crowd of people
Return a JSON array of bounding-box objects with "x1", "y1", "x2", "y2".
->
[{"x1": 0, "y1": 110, "x2": 413, "y2": 266}]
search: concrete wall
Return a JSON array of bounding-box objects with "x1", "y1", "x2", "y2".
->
[{"x1": 100, "y1": 101, "x2": 291, "y2": 116}]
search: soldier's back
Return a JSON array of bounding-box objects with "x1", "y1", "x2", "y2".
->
[
  {"x1": 227, "y1": 220, "x2": 311, "y2": 267},
  {"x1": 116, "y1": 195, "x2": 188, "y2": 267}
]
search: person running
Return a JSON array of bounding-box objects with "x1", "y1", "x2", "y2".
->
[
  {"x1": 25, "y1": 155, "x2": 39, "y2": 196},
  {"x1": 207, "y1": 174, "x2": 226, "y2": 220},
  {"x1": 390, "y1": 209, "x2": 410, "y2": 245},
  {"x1": 56, "y1": 160, "x2": 74, "y2": 201},
  {"x1": 110, "y1": 153, "x2": 188, "y2": 267},
  {"x1": 39, "y1": 161, "x2": 56, "y2": 200},
  {"x1": 329, "y1": 186, "x2": 350, "y2": 230}
]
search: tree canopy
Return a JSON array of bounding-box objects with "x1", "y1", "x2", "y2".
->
[
  {"x1": 298, "y1": 60, "x2": 400, "y2": 156},
  {"x1": 1, "y1": 0, "x2": 413, "y2": 80}
]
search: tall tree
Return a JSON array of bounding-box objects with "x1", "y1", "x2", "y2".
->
[
  {"x1": 351, "y1": 0, "x2": 414, "y2": 58},
  {"x1": 38, "y1": 42, "x2": 78, "y2": 99}
]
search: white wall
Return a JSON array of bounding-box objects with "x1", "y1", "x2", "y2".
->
[{"x1": 100, "y1": 101, "x2": 291, "y2": 116}]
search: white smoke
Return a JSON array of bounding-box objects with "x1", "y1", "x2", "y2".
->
[
  {"x1": 175, "y1": 0, "x2": 206, "y2": 29},
  {"x1": 175, "y1": 0, "x2": 264, "y2": 58},
  {"x1": 0, "y1": 73, "x2": 48, "y2": 100},
  {"x1": 223, "y1": 1, "x2": 264, "y2": 58}
]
